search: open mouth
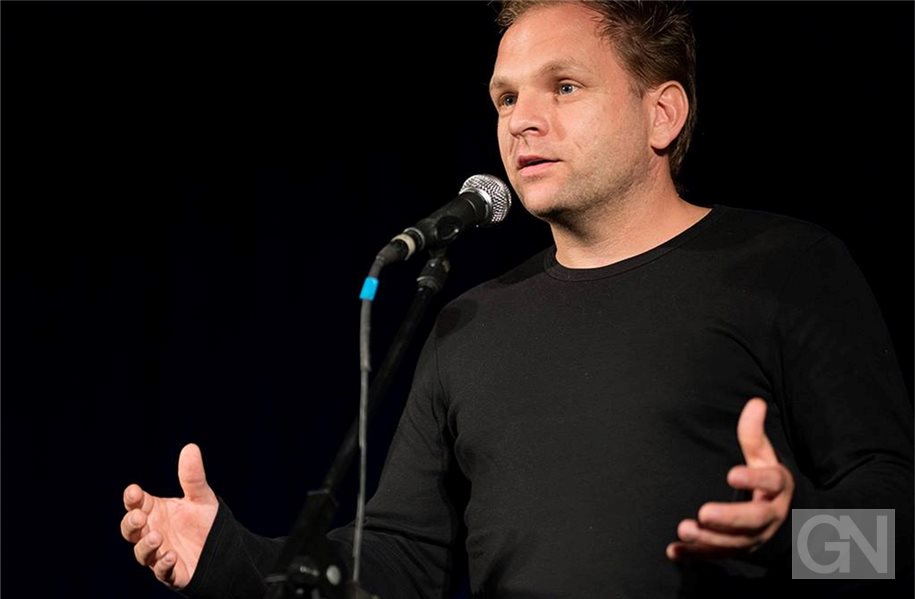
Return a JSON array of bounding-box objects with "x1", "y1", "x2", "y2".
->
[{"x1": 518, "y1": 156, "x2": 557, "y2": 169}]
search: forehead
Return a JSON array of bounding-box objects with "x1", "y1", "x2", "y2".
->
[{"x1": 491, "y1": 3, "x2": 623, "y2": 88}]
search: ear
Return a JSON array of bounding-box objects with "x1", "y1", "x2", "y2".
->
[{"x1": 646, "y1": 81, "x2": 688, "y2": 152}]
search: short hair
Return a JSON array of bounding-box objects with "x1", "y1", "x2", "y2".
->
[{"x1": 497, "y1": 0, "x2": 697, "y2": 180}]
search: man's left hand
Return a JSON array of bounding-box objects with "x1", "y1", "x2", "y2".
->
[{"x1": 666, "y1": 397, "x2": 795, "y2": 560}]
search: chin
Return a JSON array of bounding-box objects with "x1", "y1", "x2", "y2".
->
[
  {"x1": 518, "y1": 189, "x2": 591, "y2": 229},
  {"x1": 515, "y1": 182, "x2": 564, "y2": 217},
  {"x1": 520, "y1": 201, "x2": 576, "y2": 227},
  {"x1": 517, "y1": 196, "x2": 556, "y2": 221}
]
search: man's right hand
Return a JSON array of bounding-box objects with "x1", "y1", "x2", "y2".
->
[{"x1": 120, "y1": 443, "x2": 219, "y2": 590}]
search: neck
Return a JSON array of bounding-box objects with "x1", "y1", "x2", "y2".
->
[{"x1": 549, "y1": 174, "x2": 709, "y2": 269}]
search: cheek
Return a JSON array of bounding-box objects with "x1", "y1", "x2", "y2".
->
[
  {"x1": 497, "y1": 121, "x2": 512, "y2": 163},
  {"x1": 575, "y1": 106, "x2": 640, "y2": 160},
  {"x1": 559, "y1": 101, "x2": 608, "y2": 150},
  {"x1": 565, "y1": 114, "x2": 604, "y2": 155}
]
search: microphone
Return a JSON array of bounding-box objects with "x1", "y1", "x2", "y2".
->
[{"x1": 376, "y1": 174, "x2": 512, "y2": 264}]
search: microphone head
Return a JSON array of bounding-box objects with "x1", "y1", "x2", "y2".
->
[{"x1": 460, "y1": 174, "x2": 512, "y2": 226}]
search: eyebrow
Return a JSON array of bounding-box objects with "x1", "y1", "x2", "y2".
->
[{"x1": 489, "y1": 58, "x2": 587, "y2": 94}]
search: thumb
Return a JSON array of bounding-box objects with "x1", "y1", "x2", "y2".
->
[
  {"x1": 737, "y1": 398, "x2": 777, "y2": 467},
  {"x1": 178, "y1": 443, "x2": 216, "y2": 503}
]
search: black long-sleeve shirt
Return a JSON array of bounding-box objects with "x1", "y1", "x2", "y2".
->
[{"x1": 183, "y1": 205, "x2": 913, "y2": 598}]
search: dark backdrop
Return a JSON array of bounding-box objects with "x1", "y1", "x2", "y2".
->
[{"x1": 2, "y1": 2, "x2": 912, "y2": 598}]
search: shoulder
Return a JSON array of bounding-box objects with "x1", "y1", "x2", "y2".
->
[
  {"x1": 703, "y1": 205, "x2": 871, "y2": 306},
  {"x1": 708, "y1": 205, "x2": 839, "y2": 253},
  {"x1": 693, "y1": 205, "x2": 860, "y2": 278}
]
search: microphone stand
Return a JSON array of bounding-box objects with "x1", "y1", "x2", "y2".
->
[{"x1": 264, "y1": 249, "x2": 451, "y2": 599}]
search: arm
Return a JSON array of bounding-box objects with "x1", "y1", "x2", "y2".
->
[
  {"x1": 179, "y1": 500, "x2": 285, "y2": 599},
  {"x1": 125, "y1": 333, "x2": 464, "y2": 599},
  {"x1": 121, "y1": 444, "x2": 288, "y2": 598},
  {"x1": 773, "y1": 235, "x2": 913, "y2": 552},
  {"x1": 326, "y1": 331, "x2": 468, "y2": 599},
  {"x1": 668, "y1": 234, "x2": 913, "y2": 565}
]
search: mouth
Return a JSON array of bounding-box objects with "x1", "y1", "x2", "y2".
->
[{"x1": 517, "y1": 155, "x2": 559, "y2": 175}]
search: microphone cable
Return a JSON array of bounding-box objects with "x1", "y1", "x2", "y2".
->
[{"x1": 353, "y1": 257, "x2": 384, "y2": 583}]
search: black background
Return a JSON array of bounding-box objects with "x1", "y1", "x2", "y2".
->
[{"x1": 2, "y1": 2, "x2": 912, "y2": 598}]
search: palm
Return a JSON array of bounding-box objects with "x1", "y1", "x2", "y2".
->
[{"x1": 147, "y1": 494, "x2": 218, "y2": 587}]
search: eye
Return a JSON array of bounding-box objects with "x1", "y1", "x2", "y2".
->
[
  {"x1": 558, "y1": 83, "x2": 578, "y2": 95},
  {"x1": 497, "y1": 94, "x2": 517, "y2": 108}
]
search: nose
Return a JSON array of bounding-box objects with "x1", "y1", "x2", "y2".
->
[{"x1": 507, "y1": 92, "x2": 549, "y2": 138}]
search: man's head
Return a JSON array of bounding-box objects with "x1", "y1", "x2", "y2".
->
[
  {"x1": 490, "y1": 1, "x2": 696, "y2": 225},
  {"x1": 497, "y1": 1, "x2": 697, "y2": 177}
]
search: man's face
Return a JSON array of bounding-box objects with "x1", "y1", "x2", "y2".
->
[{"x1": 490, "y1": 3, "x2": 655, "y2": 223}]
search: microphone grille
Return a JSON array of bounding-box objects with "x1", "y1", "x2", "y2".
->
[{"x1": 461, "y1": 174, "x2": 512, "y2": 225}]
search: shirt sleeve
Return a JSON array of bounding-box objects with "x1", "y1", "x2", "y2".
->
[
  {"x1": 768, "y1": 233, "x2": 913, "y2": 569},
  {"x1": 327, "y1": 330, "x2": 468, "y2": 599},
  {"x1": 180, "y1": 499, "x2": 286, "y2": 599},
  {"x1": 182, "y1": 331, "x2": 465, "y2": 599}
]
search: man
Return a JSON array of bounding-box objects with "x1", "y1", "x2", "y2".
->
[{"x1": 121, "y1": 2, "x2": 913, "y2": 596}]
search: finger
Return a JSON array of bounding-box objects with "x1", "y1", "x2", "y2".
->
[
  {"x1": 120, "y1": 508, "x2": 148, "y2": 543},
  {"x1": 152, "y1": 550, "x2": 179, "y2": 584},
  {"x1": 133, "y1": 531, "x2": 164, "y2": 567},
  {"x1": 727, "y1": 465, "x2": 789, "y2": 497},
  {"x1": 667, "y1": 541, "x2": 739, "y2": 561},
  {"x1": 178, "y1": 443, "x2": 216, "y2": 503},
  {"x1": 697, "y1": 501, "x2": 776, "y2": 533},
  {"x1": 737, "y1": 398, "x2": 777, "y2": 467},
  {"x1": 124, "y1": 484, "x2": 157, "y2": 516},
  {"x1": 123, "y1": 484, "x2": 145, "y2": 511},
  {"x1": 675, "y1": 518, "x2": 763, "y2": 550}
]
